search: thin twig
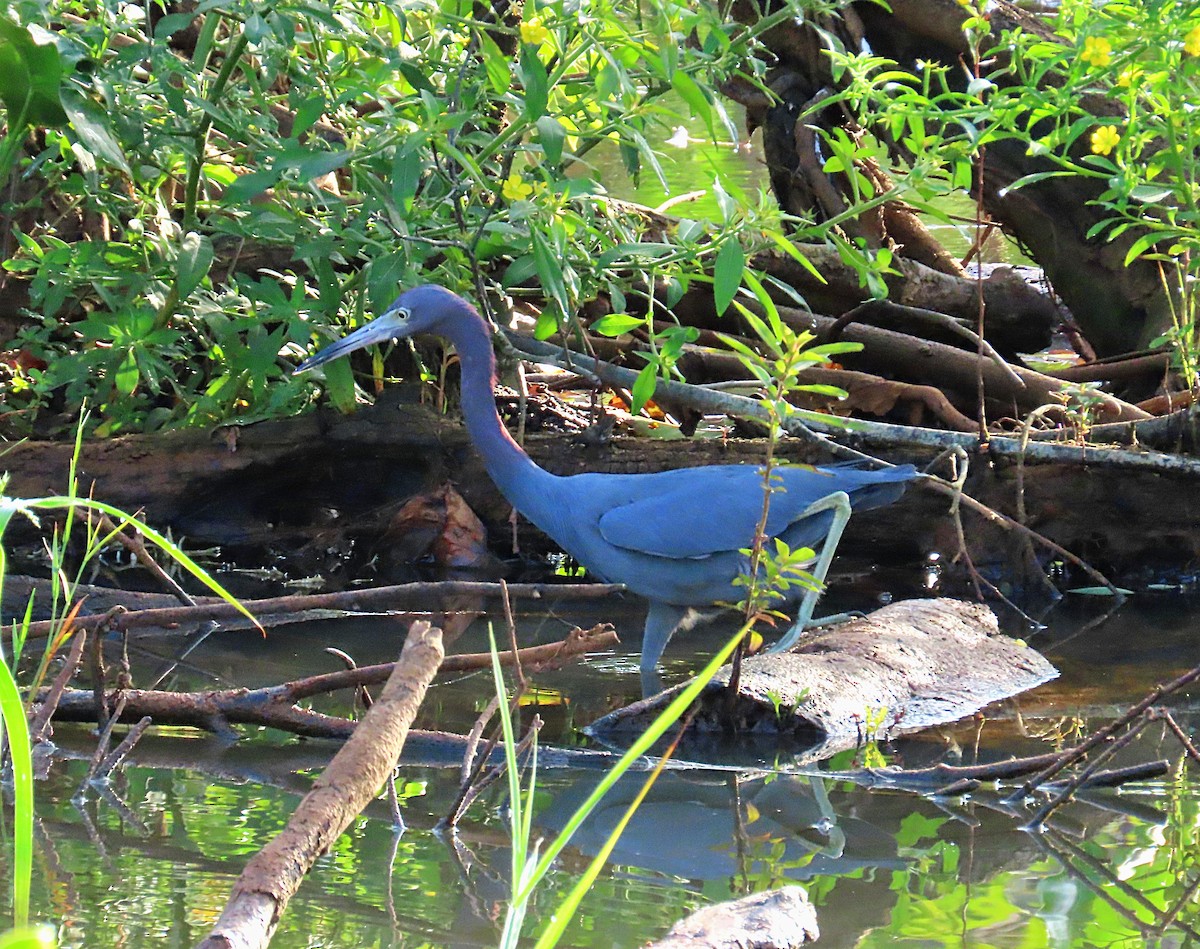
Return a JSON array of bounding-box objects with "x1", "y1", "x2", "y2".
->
[
  {"x1": 1026, "y1": 716, "x2": 1150, "y2": 827},
  {"x1": 92, "y1": 716, "x2": 153, "y2": 783},
  {"x1": 96, "y1": 513, "x2": 195, "y2": 606},
  {"x1": 1155, "y1": 708, "x2": 1200, "y2": 767},
  {"x1": 30, "y1": 630, "x2": 88, "y2": 743},
  {"x1": 1007, "y1": 659, "x2": 1200, "y2": 803},
  {"x1": 79, "y1": 693, "x2": 128, "y2": 792},
  {"x1": 18, "y1": 579, "x2": 624, "y2": 641}
]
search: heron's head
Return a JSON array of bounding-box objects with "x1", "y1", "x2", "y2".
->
[{"x1": 295, "y1": 285, "x2": 468, "y2": 374}]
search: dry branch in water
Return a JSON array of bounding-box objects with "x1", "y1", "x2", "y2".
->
[
  {"x1": 39, "y1": 624, "x2": 618, "y2": 740},
  {"x1": 195, "y1": 620, "x2": 444, "y2": 949},
  {"x1": 14, "y1": 578, "x2": 624, "y2": 640}
]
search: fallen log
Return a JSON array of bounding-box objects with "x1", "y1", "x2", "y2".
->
[{"x1": 587, "y1": 599, "x2": 1057, "y2": 762}]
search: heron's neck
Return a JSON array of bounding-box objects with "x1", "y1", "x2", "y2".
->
[{"x1": 447, "y1": 316, "x2": 560, "y2": 529}]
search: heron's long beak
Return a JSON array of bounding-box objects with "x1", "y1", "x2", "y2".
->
[{"x1": 295, "y1": 307, "x2": 408, "y2": 373}]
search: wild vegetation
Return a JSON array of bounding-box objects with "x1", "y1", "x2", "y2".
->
[{"x1": 0, "y1": 0, "x2": 1194, "y2": 439}]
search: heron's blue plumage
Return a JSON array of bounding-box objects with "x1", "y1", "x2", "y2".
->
[{"x1": 298, "y1": 285, "x2": 919, "y2": 674}]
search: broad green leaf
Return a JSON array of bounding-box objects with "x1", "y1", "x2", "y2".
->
[
  {"x1": 278, "y1": 146, "x2": 350, "y2": 180},
  {"x1": 391, "y1": 140, "x2": 424, "y2": 213},
  {"x1": 591, "y1": 313, "x2": 643, "y2": 336},
  {"x1": 670, "y1": 70, "x2": 711, "y2": 135},
  {"x1": 322, "y1": 357, "x2": 358, "y2": 413},
  {"x1": 479, "y1": 33, "x2": 511, "y2": 94},
  {"x1": 223, "y1": 167, "x2": 278, "y2": 202},
  {"x1": 630, "y1": 362, "x2": 657, "y2": 413},
  {"x1": 531, "y1": 230, "x2": 568, "y2": 324},
  {"x1": 397, "y1": 62, "x2": 434, "y2": 96},
  {"x1": 520, "y1": 46, "x2": 548, "y2": 122},
  {"x1": 1128, "y1": 185, "x2": 1175, "y2": 204},
  {"x1": 175, "y1": 232, "x2": 214, "y2": 299},
  {"x1": 536, "y1": 115, "x2": 566, "y2": 164},
  {"x1": 154, "y1": 12, "x2": 196, "y2": 38},
  {"x1": 713, "y1": 240, "x2": 745, "y2": 316},
  {"x1": 534, "y1": 307, "x2": 557, "y2": 339},
  {"x1": 115, "y1": 350, "x2": 139, "y2": 396},
  {"x1": 0, "y1": 17, "x2": 66, "y2": 126}
]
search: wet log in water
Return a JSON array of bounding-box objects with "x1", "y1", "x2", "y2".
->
[{"x1": 587, "y1": 599, "x2": 1056, "y2": 760}]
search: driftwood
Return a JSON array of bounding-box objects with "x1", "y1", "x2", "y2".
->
[
  {"x1": 587, "y1": 600, "x2": 1057, "y2": 761},
  {"x1": 5, "y1": 574, "x2": 624, "y2": 639},
  {"x1": 39, "y1": 624, "x2": 620, "y2": 742},
  {"x1": 196, "y1": 620, "x2": 443, "y2": 949},
  {"x1": 648, "y1": 887, "x2": 819, "y2": 949}
]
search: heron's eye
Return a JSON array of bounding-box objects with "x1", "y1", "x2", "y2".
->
[{"x1": 397, "y1": 307, "x2": 411, "y2": 321}]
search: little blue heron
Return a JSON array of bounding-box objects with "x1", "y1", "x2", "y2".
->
[{"x1": 297, "y1": 285, "x2": 918, "y2": 672}]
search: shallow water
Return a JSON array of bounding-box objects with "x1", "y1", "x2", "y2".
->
[{"x1": 9, "y1": 584, "x2": 1200, "y2": 948}]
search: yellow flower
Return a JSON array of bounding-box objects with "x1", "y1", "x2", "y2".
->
[
  {"x1": 1091, "y1": 125, "x2": 1121, "y2": 156},
  {"x1": 1080, "y1": 36, "x2": 1112, "y2": 67},
  {"x1": 501, "y1": 174, "x2": 534, "y2": 201},
  {"x1": 1185, "y1": 24, "x2": 1200, "y2": 56},
  {"x1": 520, "y1": 15, "x2": 550, "y2": 46},
  {"x1": 1116, "y1": 67, "x2": 1139, "y2": 87}
]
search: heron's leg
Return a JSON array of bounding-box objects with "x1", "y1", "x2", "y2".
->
[
  {"x1": 769, "y1": 490, "x2": 852, "y2": 654},
  {"x1": 640, "y1": 601, "x2": 689, "y2": 672},
  {"x1": 639, "y1": 601, "x2": 689, "y2": 696}
]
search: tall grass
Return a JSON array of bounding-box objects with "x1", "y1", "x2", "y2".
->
[{"x1": 0, "y1": 426, "x2": 255, "y2": 937}]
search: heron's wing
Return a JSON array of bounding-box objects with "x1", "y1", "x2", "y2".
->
[{"x1": 596, "y1": 466, "x2": 837, "y2": 559}]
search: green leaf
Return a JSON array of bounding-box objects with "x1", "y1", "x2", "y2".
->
[
  {"x1": 223, "y1": 167, "x2": 278, "y2": 202},
  {"x1": 154, "y1": 12, "x2": 196, "y2": 38},
  {"x1": 175, "y1": 232, "x2": 214, "y2": 299},
  {"x1": 536, "y1": 115, "x2": 566, "y2": 164},
  {"x1": 322, "y1": 357, "x2": 358, "y2": 413},
  {"x1": 531, "y1": 230, "x2": 568, "y2": 324},
  {"x1": 277, "y1": 145, "x2": 350, "y2": 180},
  {"x1": 59, "y1": 87, "x2": 132, "y2": 174},
  {"x1": 590, "y1": 313, "x2": 643, "y2": 336},
  {"x1": 670, "y1": 70, "x2": 712, "y2": 135},
  {"x1": 520, "y1": 45, "x2": 548, "y2": 122},
  {"x1": 630, "y1": 362, "x2": 657, "y2": 413},
  {"x1": 534, "y1": 307, "x2": 557, "y2": 339},
  {"x1": 397, "y1": 61, "x2": 434, "y2": 96},
  {"x1": 0, "y1": 17, "x2": 67, "y2": 127},
  {"x1": 479, "y1": 33, "x2": 511, "y2": 94},
  {"x1": 115, "y1": 349, "x2": 139, "y2": 397},
  {"x1": 713, "y1": 240, "x2": 744, "y2": 316},
  {"x1": 1128, "y1": 185, "x2": 1175, "y2": 204},
  {"x1": 391, "y1": 139, "x2": 425, "y2": 213}
]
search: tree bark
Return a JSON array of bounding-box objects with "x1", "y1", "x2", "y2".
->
[{"x1": 195, "y1": 620, "x2": 443, "y2": 949}]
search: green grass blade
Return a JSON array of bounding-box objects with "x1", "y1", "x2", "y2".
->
[
  {"x1": 26, "y1": 498, "x2": 261, "y2": 630},
  {"x1": 0, "y1": 926, "x2": 56, "y2": 949},
  {"x1": 534, "y1": 736, "x2": 673, "y2": 948},
  {"x1": 0, "y1": 656, "x2": 33, "y2": 928},
  {"x1": 520, "y1": 625, "x2": 747, "y2": 916}
]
